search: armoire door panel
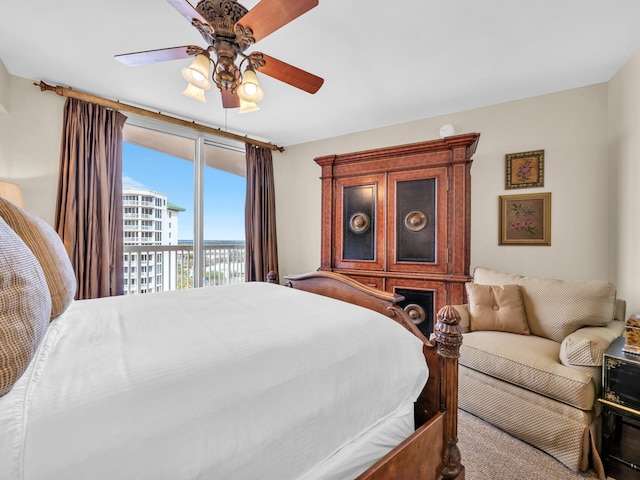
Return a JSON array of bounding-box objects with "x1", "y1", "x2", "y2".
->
[
  {"x1": 395, "y1": 178, "x2": 436, "y2": 262},
  {"x1": 343, "y1": 184, "x2": 375, "y2": 260},
  {"x1": 388, "y1": 168, "x2": 448, "y2": 274},
  {"x1": 334, "y1": 175, "x2": 385, "y2": 271},
  {"x1": 387, "y1": 278, "x2": 446, "y2": 338}
]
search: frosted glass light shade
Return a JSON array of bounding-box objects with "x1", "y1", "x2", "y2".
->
[
  {"x1": 182, "y1": 83, "x2": 207, "y2": 103},
  {"x1": 181, "y1": 54, "x2": 211, "y2": 90},
  {"x1": 0, "y1": 181, "x2": 24, "y2": 208},
  {"x1": 237, "y1": 68, "x2": 264, "y2": 103},
  {"x1": 238, "y1": 98, "x2": 260, "y2": 114}
]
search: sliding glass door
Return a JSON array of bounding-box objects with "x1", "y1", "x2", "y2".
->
[{"x1": 122, "y1": 118, "x2": 246, "y2": 294}]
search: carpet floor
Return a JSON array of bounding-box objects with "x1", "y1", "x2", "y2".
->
[{"x1": 457, "y1": 409, "x2": 611, "y2": 480}]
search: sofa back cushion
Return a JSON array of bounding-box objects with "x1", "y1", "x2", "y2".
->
[{"x1": 473, "y1": 267, "x2": 616, "y2": 342}]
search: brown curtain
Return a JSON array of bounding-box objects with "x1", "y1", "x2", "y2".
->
[
  {"x1": 245, "y1": 144, "x2": 279, "y2": 282},
  {"x1": 55, "y1": 98, "x2": 127, "y2": 299}
]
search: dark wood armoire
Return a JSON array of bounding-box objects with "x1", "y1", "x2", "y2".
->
[{"x1": 315, "y1": 133, "x2": 480, "y2": 336}]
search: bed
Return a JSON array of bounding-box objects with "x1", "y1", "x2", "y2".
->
[{"x1": 0, "y1": 199, "x2": 464, "y2": 480}]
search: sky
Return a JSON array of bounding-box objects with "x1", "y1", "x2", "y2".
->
[{"x1": 122, "y1": 142, "x2": 245, "y2": 241}]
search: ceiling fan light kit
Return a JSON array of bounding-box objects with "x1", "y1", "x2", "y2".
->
[
  {"x1": 116, "y1": 0, "x2": 323, "y2": 114},
  {"x1": 181, "y1": 53, "x2": 213, "y2": 90},
  {"x1": 238, "y1": 98, "x2": 260, "y2": 114},
  {"x1": 182, "y1": 82, "x2": 208, "y2": 103},
  {"x1": 237, "y1": 66, "x2": 264, "y2": 103}
]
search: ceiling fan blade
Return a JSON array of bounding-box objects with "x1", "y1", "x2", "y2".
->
[
  {"x1": 237, "y1": 0, "x2": 318, "y2": 43},
  {"x1": 115, "y1": 46, "x2": 202, "y2": 66},
  {"x1": 166, "y1": 0, "x2": 209, "y2": 27},
  {"x1": 258, "y1": 54, "x2": 323, "y2": 94},
  {"x1": 221, "y1": 88, "x2": 241, "y2": 109}
]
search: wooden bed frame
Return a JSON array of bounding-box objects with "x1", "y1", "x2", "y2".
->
[{"x1": 273, "y1": 271, "x2": 464, "y2": 480}]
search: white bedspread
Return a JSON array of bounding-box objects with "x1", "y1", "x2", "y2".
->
[{"x1": 0, "y1": 282, "x2": 428, "y2": 480}]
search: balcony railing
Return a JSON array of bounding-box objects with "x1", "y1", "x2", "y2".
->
[{"x1": 123, "y1": 242, "x2": 245, "y2": 295}]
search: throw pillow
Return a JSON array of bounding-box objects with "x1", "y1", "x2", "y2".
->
[
  {"x1": 0, "y1": 198, "x2": 76, "y2": 319},
  {"x1": 465, "y1": 283, "x2": 530, "y2": 335},
  {"x1": 0, "y1": 217, "x2": 51, "y2": 396},
  {"x1": 560, "y1": 320, "x2": 625, "y2": 367}
]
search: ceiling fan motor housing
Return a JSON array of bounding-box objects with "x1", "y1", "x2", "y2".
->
[{"x1": 196, "y1": 0, "x2": 249, "y2": 43}]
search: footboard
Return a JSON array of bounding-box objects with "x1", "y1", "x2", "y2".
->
[{"x1": 281, "y1": 271, "x2": 464, "y2": 480}]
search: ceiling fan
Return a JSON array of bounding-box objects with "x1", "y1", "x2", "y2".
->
[{"x1": 115, "y1": 0, "x2": 324, "y2": 112}]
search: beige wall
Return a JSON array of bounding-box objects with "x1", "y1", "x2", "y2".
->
[
  {"x1": 608, "y1": 49, "x2": 640, "y2": 315},
  {"x1": 0, "y1": 73, "x2": 65, "y2": 222},
  {"x1": 0, "y1": 59, "x2": 9, "y2": 113},
  {"x1": 275, "y1": 84, "x2": 613, "y2": 289}
]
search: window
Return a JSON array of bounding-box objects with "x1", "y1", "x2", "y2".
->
[{"x1": 123, "y1": 119, "x2": 246, "y2": 291}]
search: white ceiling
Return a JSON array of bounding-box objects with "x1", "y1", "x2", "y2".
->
[{"x1": 1, "y1": 0, "x2": 640, "y2": 147}]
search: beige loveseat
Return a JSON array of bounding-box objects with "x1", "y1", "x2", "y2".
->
[{"x1": 455, "y1": 267, "x2": 625, "y2": 478}]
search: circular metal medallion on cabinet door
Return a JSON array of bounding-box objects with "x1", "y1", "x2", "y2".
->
[
  {"x1": 404, "y1": 211, "x2": 427, "y2": 232},
  {"x1": 349, "y1": 212, "x2": 370, "y2": 234},
  {"x1": 404, "y1": 303, "x2": 426, "y2": 324}
]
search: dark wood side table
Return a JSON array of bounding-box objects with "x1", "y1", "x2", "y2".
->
[{"x1": 599, "y1": 335, "x2": 640, "y2": 474}]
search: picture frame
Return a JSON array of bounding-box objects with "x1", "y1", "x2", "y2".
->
[
  {"x1": 499, "y1": 192, "x2": 551, "y2": 246},
  {"x1": 505, "y1": 150, "x2": 544, "y2": 189}
]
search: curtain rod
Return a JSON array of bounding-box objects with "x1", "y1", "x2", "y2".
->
[{"x1": 35, "y1": 81, "x2": 284, "y2": 152}]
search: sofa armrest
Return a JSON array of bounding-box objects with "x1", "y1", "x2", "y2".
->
[
  {"x1": 451, "y1": 304, "x2": 470, "y2": 333},
  {"x1": 559, "y1": 320, "x2": 625, "y2": 367}
]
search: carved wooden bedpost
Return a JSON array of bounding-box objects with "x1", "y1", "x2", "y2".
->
[{"x1": 435, "y1": 305, "x2": 464, "y2": 480}]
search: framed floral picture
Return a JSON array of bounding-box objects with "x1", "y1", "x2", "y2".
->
[
  {"x1": 499, "y1": 192, "x2": 551, "y2": 245},
  {"x1": 505, "y1": 150, "x2": 544, "y2": 189}
]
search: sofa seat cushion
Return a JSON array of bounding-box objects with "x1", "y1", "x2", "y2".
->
[
  {"x1": 461, "y1": 331, "x2": 596, "y2": 410},
  {"x1": 473, "y1": 267, "x2": 616, "y2": 342}
]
